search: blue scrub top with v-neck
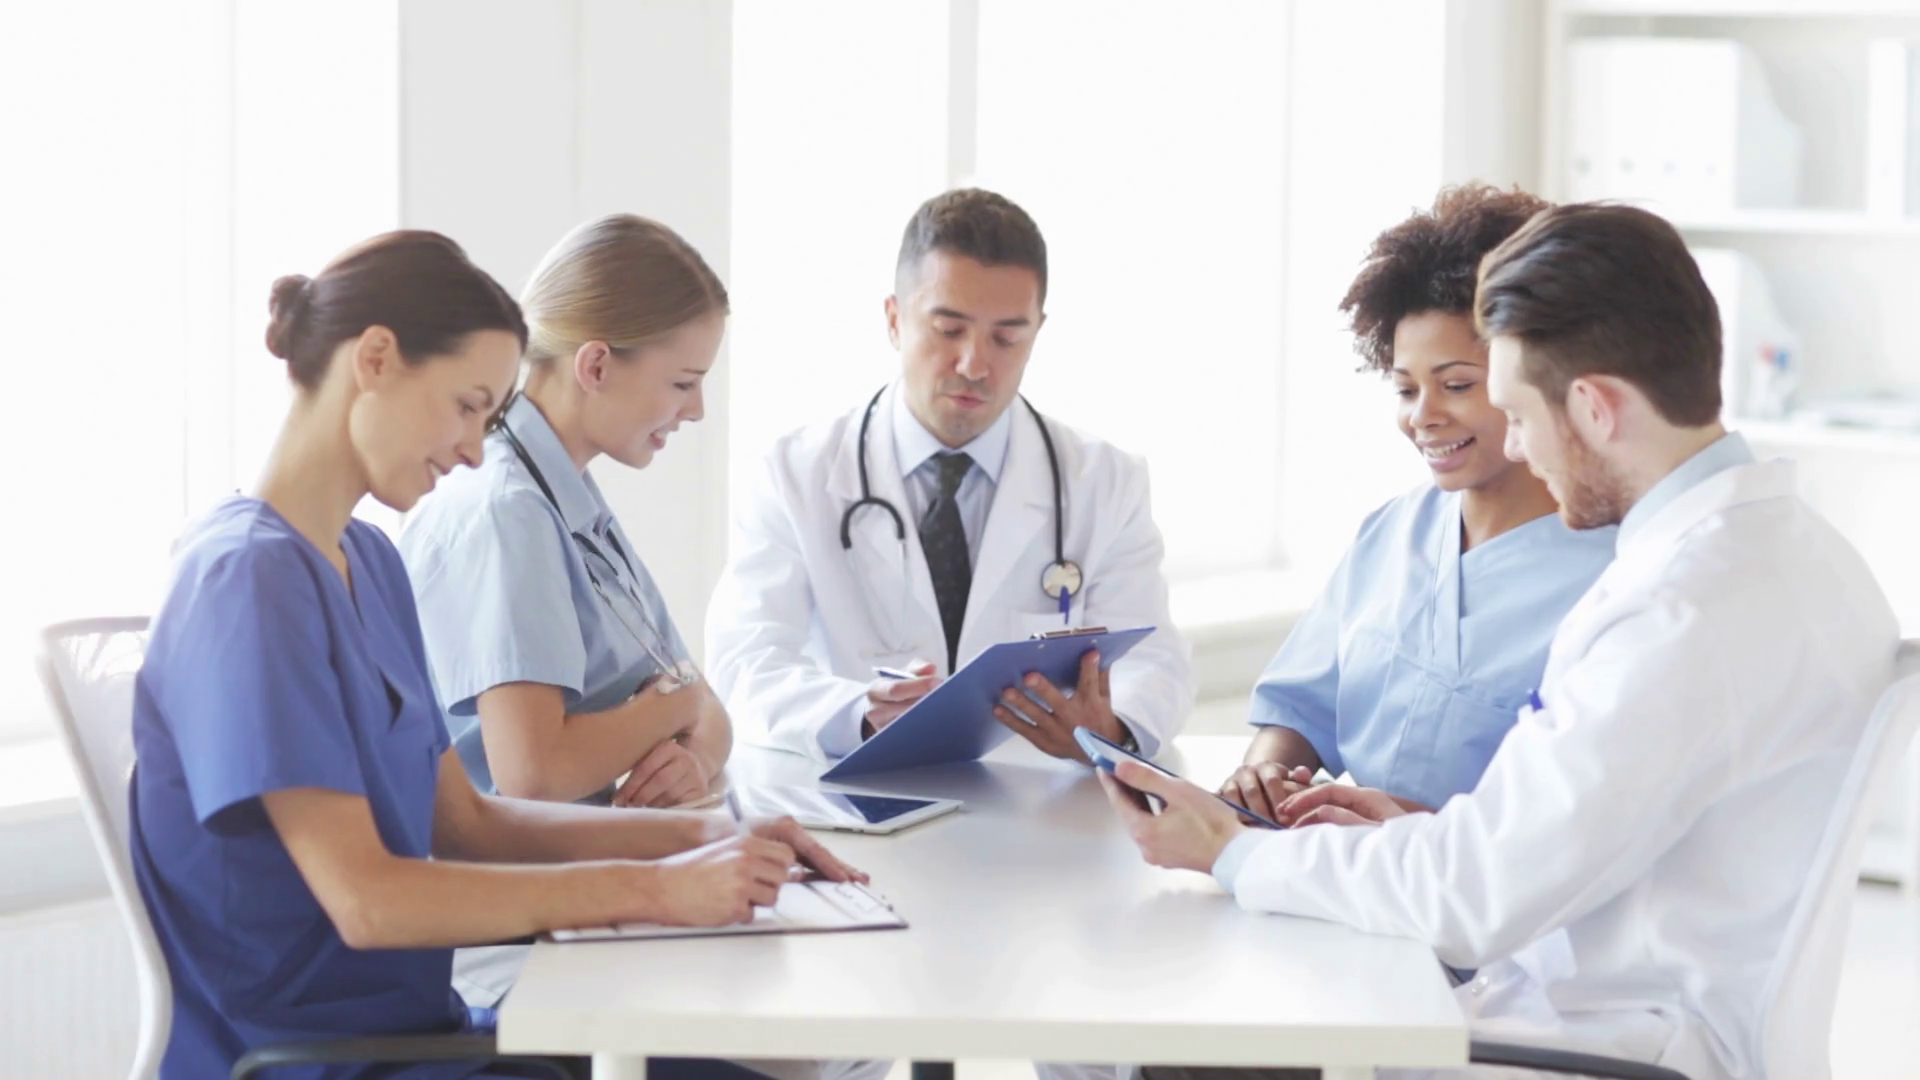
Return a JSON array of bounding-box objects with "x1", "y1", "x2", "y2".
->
[
  {"x1": 1251, "y1": 484, "x2": 1616, "y2": 810},
  {"x1": 129, "y1": 497, "x2": 492, "y2": 1080}
]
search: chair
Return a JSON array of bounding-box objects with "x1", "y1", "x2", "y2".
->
[
  {"x1": 37, "y1": 616, "x2": 571, "y2": 1080},
  {"x1": 1466, "y1": 641, "x2": 1920, "y2": 1080}
]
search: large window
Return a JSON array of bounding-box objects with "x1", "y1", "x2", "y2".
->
[
  {"x1": 727, "y1": 0, "x2": 953, "y2": 499},
  {"x1": 729, "y1": 0, "x2": 1291, "y2": 583},
  {"x1": 0, "y1": 1, "x2": 399, "y2": 742},
  {"x1": 973, "y1": 0, "x2": 1290, "y2": 579}
]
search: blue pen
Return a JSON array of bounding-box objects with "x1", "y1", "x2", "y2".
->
[
  {"x1": 1527, "y1": 689, "x2": 1545, "y2": 711},
  {"x1": 873, "y1": 666, "x2": 919, "y2": 680}
]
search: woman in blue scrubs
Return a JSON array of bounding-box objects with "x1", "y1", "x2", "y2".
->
[
  {"x1": 1221, "y1": 184, "x2": 1617, "y2": 822},
  {"x1": 130, "y1": 231, "x2": 860, "y2": 1080},
  {"x1": 401, "y1": 215, "x2": 731, "y2": 814}
]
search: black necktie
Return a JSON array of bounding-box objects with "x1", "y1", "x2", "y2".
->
[{"x1": 919, "y1": 452, "x2": 974, "y2": 671}]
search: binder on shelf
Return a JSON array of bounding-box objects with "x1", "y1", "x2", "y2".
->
[
  {"x1": 1566, "y1": 37, "x2": 1803, "y2": 214},
  {"x1": 1692, "y1": 246, "x2": 1803, "y2": 422},
  {"x1": 1866, "y1": 39, "x2": 1919, "y2": 218}
]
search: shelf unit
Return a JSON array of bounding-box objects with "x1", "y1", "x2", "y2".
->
[
  {"x1": 1542, "y1": 1, "x2": 1920, "y2": 896},
  {"x1": 1740, "y1": 419, "x2": 1920, "y2": 455}
]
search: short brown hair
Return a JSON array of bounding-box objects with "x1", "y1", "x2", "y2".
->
[
  {"x1": 895, "y1": 188, "x2": 1048, "y2": 303},
  {"x1": 1476, "y1": 203, "x2": 1722, "y2": 426},
  {"x1": 521, "y1": 213, "x2": 729, "y2": 370},
  {"x1": 266, "y1": 231, "x2": 527, "y2": 391},
  {"x1": 1340, "y1": 183, "x2": 1550, "y2": 373}
]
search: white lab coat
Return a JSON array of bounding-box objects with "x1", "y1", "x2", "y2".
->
[
  {"x1": 1218, "y1": 459, "x2": 1898, "y2": 1080},
  {"x1": 706, "y1": 384, "x2": 1195, "y2": 761}
]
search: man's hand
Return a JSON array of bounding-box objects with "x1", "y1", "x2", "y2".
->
[
  {"x1": 1275, "y1": 783, "x2": 1410, "y2": 827},
  {"x1": 742, "y1": 816, "x2": 868, "y2": 884},
  {"x1": 992, "y1": 650, "x2": 1124, "y2": 762},
  {"x1": 864, "y1": 659, "x2": 941, "y2": 734},
  {"x1": 611, "y1": 739, "x2": 711, "y2": 809},
  {"x1": 1097, "y1": 760, "x2": 1247, "y2": 873},
  {"x1": 1219, "y1": 762, "x2": 1313, "y2": 824}
]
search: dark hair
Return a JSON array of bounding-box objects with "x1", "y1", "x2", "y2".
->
[
  {"x1": 1476, "y1": 203, "x2": 1722, "y2": 426},
  {"x1": 895, "y1": 188, "x2": 1049, "y2": 304},
  {"x1": 1339, "y1": 183, "x2": 1551, "y2": 374},
  {"x1": 266, "y1": 230, "x2": 529, "y2": 390}
]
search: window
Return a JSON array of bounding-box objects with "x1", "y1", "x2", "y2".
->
[
  {"x1": 728, "y1": 0, "x2": 1292, "y2": 583},
  {"x1": 0, "y1": 1, "x2": 399, "y2": 743},
  {"x1": 972, "y1": 0, "x2": 1291, "y2": 580},
  {"x1": 727, "y1": 0, "x2": 953, "y2": 499}
]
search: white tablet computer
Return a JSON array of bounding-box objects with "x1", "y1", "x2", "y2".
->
[{"x1": 734, "y1": 786, "x2": 961, "y2": 835}]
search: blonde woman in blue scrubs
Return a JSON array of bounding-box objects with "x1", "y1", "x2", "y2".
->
[
  {"x1": 1222, "y1": 184, "x2": 1617, "y2": 823},
  {"x1": 403, "y1": 214, "x2": 732, "y2": 815}
]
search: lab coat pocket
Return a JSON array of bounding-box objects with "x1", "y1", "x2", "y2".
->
[{"x1": 1014, "y1": 611, "x2": 1075, "y2": 642}]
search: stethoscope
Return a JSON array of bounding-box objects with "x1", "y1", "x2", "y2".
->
[
  {"x1": 496, "y1": 411, "x2": 700, "y2": 694},
  {"x1": 839, "y1": 386, "x2": 1084, "y2": 644}
]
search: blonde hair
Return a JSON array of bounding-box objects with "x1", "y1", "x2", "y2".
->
[{"x1": 520, "y1": 213, "x2": 729, "y2": 369}]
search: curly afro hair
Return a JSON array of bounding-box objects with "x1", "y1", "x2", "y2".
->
[{"x1": 1339, "y1": 183, "x2": 1551, "y2": 374}]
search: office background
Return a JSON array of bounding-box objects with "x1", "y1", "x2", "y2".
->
[{"x1": 2, "y1": 0, "x2": 1918, "y2": 1076}]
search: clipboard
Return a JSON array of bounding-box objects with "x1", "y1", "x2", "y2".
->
[
  {"x1": 822, "y1": 625, "x2": 1156, "y2": 780},
  {"x1": 547, "y1": 880, "x2": 905, "y2": 942}
]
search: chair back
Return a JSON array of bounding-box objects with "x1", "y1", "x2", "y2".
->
[
  {"x1": 37, "y1": 616, "x2": 165, "y2": 1080},
  {"x1": 1758, "y1": 639, "x2": 1920, "y2": 1078}
]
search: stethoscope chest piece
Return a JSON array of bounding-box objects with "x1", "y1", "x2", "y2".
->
[{"x1": 1041, "y1": 560, "x2": 1083, "y2": 600}]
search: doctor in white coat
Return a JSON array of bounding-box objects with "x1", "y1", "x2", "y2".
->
[
  {"x1": 1098, "y1": 204, "x2": 1898, "y2": 1080},
  {"x1": 707, "y1": 188, "x2": 1194, "y2": 763}
]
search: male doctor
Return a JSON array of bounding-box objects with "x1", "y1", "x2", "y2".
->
[
  {"x1": 1100, "y1": 204, "x2": 1898, "y2": 1080},
  {"x1": 706, "y1": 188, "x2": 1194, "y2": 762}
]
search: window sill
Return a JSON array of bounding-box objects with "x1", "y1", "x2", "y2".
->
[
  {"x1": 0, "y1": 738, "x2": 79, "y2": 826},
  {"x1": 1168, "y1": 567, "x2": 1320, "y2": 702}
]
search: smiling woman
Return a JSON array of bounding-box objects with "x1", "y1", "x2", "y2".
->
[{"x1": 1219, "y1": 183, "x2": 1619, "y2": 825}]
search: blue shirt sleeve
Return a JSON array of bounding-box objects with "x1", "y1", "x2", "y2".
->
[
  {"x1": 1247, "y1": 547, "x2": 1356, "y2": 777},
  {"x1": 405, "y1": 489, "x2": 589, "y2": 717},
  {"x1": 152, "y1": 540, "x2": 367, "y2": 835}
]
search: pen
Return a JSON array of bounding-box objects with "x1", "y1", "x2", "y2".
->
[
  {"x1": 724, "y1": 787, "x2": 746, "y2": 831},
  {"x1": 872, "y1": 666, "x2": 918, "y2": 680}
]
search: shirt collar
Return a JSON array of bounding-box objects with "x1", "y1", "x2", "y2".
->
[
  {"x1": 497, "y1": 394, "x2": 608, "y2": 534},
  {"x1": 890, "y1": 385, "x2": 1014, "y2": 483},
  {"x1": 1618, "y1": 431, "x2": 1754, "y2": 549}
]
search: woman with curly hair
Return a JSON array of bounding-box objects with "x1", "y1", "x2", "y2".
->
[{"x1": 1220, "y1": 184, "x2": 1617, "y2": 824}]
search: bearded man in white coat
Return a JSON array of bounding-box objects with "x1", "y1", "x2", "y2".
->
[{"x1": 1098, "y1": 203, "x2": 1899, "y2": 1080}]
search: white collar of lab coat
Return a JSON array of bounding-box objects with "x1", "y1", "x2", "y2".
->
[{"x1": 1615, "y1": 457, "x2": 1797, "y2": 566}]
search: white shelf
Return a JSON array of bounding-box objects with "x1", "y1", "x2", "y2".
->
[
  {"x1": 1668, "y1": 210, "x2": 1920, "y2": 238},
  {"x1": 1739, "y1": 420, "x2": 1920, "y2": 456},
  {"x1": 1565, "y1": 0, "x2": 1920, "y2": 16}
]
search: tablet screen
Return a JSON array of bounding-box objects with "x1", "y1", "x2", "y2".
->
[{"x1": 736, "y1": 786, "x2": 943, "y2": 827}]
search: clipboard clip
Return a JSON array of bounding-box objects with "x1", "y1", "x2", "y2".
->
[{"x1": 1031, "y1": 625, "x2": 1109, "y2": 640}]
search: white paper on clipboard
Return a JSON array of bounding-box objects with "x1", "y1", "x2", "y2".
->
[{"x1": 548, "y1": 880, "x2": 905, "y2": 943}]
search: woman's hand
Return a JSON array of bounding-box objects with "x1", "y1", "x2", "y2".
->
[
  {"x1": 1275, "y1": 783, "x2": 1409, "y2": 827},
  {"x1": 612, "y1": 739, "x2": 712, "y2": 808}
]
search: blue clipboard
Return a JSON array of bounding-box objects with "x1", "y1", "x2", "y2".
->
[{"x1": 821, "y1": 626, "x2": 1156, "y2": 780}]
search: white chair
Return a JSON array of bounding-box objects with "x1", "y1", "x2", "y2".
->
[
  {"x1": 1470, "y1": 640, "x2": 1920, "y2": 1079},
  {"x1": 37, "y1": 616, "x2": 569, "y2": 1080}
]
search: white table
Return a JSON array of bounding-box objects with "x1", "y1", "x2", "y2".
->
[{"x1": 498, "y1": 736, "x2": 1467, "y2": 1080}]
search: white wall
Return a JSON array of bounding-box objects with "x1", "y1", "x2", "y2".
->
[{"x1": 400, "y1": 0, "x2": 734, "y2": 659}]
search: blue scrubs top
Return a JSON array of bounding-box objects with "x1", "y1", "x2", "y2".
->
[
  {"x1": 1251, "y1": 484, "x2": 1616, "y2": 810},
  {"x1": 399, "y1": 395, "x2": 691, "y2": 795},
  {"x1": 130, "y1": 498, "x2": 490, "y2": 1080}
]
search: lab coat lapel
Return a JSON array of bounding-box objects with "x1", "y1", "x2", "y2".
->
[
  {"x1": 964, "y1": 406, "x2": 1051, "y2": 632},
  {"x1": 825, "y1": 386, "x2": 944, "y2": 652}
]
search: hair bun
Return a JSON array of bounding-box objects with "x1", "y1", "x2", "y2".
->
[{"x1": 265, "y1": 274, "x2": 313, "y2": 361}]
